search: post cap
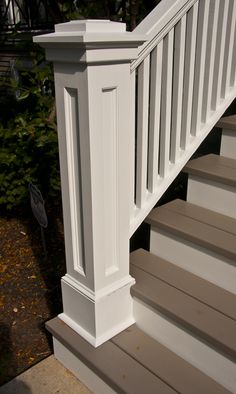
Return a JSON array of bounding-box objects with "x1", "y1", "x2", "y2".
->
[
  {"x1": 33, "y1": 19, "x2": 146, "y2": 46},
  {"x1": 55, "y1": 19, "x2": 126, "y2": 33}
]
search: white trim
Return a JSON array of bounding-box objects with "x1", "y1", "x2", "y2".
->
[
  {"x1": 59, "y1": 313, "x2": 135, "y2": 348},
  {"x1": 131, "y1": 0, "x2": 197, "y2": 71},
  {"x1": 150, "y1": 228, "x2": 236, "y2": 295},
  {"x1": 62, "y1": 273, "x2": 135, "y2": 302},
  {"x1": 60, "y1": 275, "x2": 135, "y2": 347}
]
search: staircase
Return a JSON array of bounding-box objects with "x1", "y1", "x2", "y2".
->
[
  {"x1": 34, "y1": 0, "x2": 236, "y2": 392},
  {"x1": 47, "y1": 115, "x2": 236, "y2": 393}
]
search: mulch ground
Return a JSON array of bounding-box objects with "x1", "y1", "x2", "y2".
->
[{"x1": 0, "y1": 204, "x2": 66, "y2": 386}]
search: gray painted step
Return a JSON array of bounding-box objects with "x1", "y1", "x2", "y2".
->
[
  {"x1": 146, "y1": 199, "x2": 236, "y2": 262},
  {"x1": 112, "y1": 325, "x2": 231, "y2": 394},
  {"x1": 184, "y1": 153, "x2": 236, "y2": 188},
  {"x1": 47, "y1": 318, "x2": 176, "y2": 394},
  {"x1": 130, "y1": 248, "x2": 236, "y2": 320},
  {"x1": 131, "y1": 261, "x2": 236, "y2": 360},
  {"x1": 47, "y1": 318, "x2": 230, "y2": 394},
  {"x1": 162, "y1": 198, "x2": 236, "y2": 236},
  {"x1": 217, "y1": 114, "x2": 236, "y2": 130}
]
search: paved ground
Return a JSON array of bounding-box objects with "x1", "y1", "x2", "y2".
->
[{"x1": 0, "y1": 355, "x2": 92, "y2": 394}]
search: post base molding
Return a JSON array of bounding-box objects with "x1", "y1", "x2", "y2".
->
[{"x1": 59, "y1": 274, "x2": 135, "y2": 347}]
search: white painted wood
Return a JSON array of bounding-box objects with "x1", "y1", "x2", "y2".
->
[
  {"x1": 230, "y1": 17, "x2": 236, "y2": 87},
  {"x1": 220, "y1": 129, "x2": 236, "y2": 160},
  {"x1": 63, "y1": 88, "x2": 86, "y2": 277},
  {"x1": 130, "y1": 84, "x2": 236, "y2": 236},
  {"x1": 133, "y1": 299, "x2": 236, "y2": 393},
  {"x1": 221, "y1": 2, "x2": 236, "y2": 98},
  {"x1": 211, "y1": 0, "x2": 229, "y2": 110},
  {"x1": 170, "y1": 15, "x2": 186, "y2": 163},
  {"x1": 55, "y1": 19, "x2": 126, "y2": 33},
  {"x1": 34, "y1": 21, "x2": 146, "y2": 347},
  {"x1": 202, "y1": 0, "x2": 220, "y2": 122},
  {"x1": 191, "y1": 0, "x2": 210, "y2": 136},
  {"x1": 53, "y1": 338, "x2": 116, "y2": 394},
  {"x1": 130, "y1": 70, "x2": 136, "y2": 215},
  {"x1": 132, "y1": 0, "x2": 196, "y2": 70},
  {"x1": 181, "y1": 2, "x2": 198, "y2": 149},
  {"x1": 159, "y1": 29, "x2": 174, "y2": 177},
  {"x1": 150, "y1": 228, "x2": 236, "y2": 295},
  {"x1": 60, "y1": 274, "x2": 135, "y2": 347},
  {"x1": 34, "y1": 0, "x2": 236, "y2": 358},
  {"x1": 187, "y1": 175, "x2": 236, "y2": 219},
  {"x1": 148, "y1": 41, "x2": 163, "y2": 192},
  {"x1": 136, "y1": 56, "x2": 150, "y2": 208}
]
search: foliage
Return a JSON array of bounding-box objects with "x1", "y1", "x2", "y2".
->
[
  {"x1": 0, "y1": 0, "x2": 162, "y2": 211},
  {"x1": 0, "y1": 45, "x2": 60, "y2": 210},
  {"x1": 45, "y1": 0, "x2": 162, "y2": 31}
]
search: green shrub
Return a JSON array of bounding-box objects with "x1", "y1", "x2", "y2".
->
[{"x1": 0, "y1": 47, "x2": 60, "y2": 210}]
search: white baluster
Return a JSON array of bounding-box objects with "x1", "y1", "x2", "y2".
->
[
  {"x1": 181, "y1": 2, "x2": 199, "y2": 149},
  {"x1": 136, "y1": 55, "x2": 150, "y2": 208},
  {"x1": 170, "y1": 15, "x2": 186, "y2": 163},
  {"x1": 191, "y1": 0, "x2": 210, "y2": 136},
  {"x1": 148, "y1": 41, "x2": 163, "y2": 192},
  {"x1": 159, "y1": 29, "x2": 174, "y2": 177}
]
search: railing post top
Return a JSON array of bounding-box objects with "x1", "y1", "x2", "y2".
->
[
  {"x1": 33, "y1": 19, "x2": 147, "y2": 64},
  {"x1": 54, "y1": 19, "x2": 126, "y2": 33}
]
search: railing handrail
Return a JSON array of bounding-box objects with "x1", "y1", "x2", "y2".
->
[{"x1": 131, "y1": 0, "x2": 197, "y2": 71}]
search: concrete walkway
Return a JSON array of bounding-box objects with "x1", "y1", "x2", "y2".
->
[{"x1": 0, "y1": 355, "x2": 92, "y2": 394}]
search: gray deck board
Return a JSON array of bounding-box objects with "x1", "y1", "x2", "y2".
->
[
  {"x1": 183, "y1": 154, "x2": 236, "y2": 187},
  {"x1": 146, "y1": 203, "x2": 236, "y2": 261},
  {"x1": 47, "y1": 318, "x2": 176, "y2": 394},
  {"x1": 130, "y1": 249, "x2": 236, "y2": 320},
  {"x1": 112, "y1": 325, "x2": 231, "y2": 394},
  {"x1": 217, "y1": 115, "x2": 236, "y2": 130},
  {"x1": 163, "y1": 199, "x2": 236, "y2": 236},
  {"x1": 131, "y1": 265, "x2": 236, "y2": 360}
]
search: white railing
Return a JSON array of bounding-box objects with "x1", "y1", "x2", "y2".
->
[
  {"x1": 129, "y1": 0, "x2": 236, "y2": 235},
  {"x1": 34, "y1": 0, "x2": 236, "y2": 348}
]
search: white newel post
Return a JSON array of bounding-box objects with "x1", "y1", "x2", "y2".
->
[{"x1": 34, "y1": 20, "x2": 145, "y2": 347}]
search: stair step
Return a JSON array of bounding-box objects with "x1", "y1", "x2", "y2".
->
[
  {"x1": 130, "y1": 248, "x2": 236, "y2": 320},
  {"x1": 131, "y1": 259, "x2": 236, "y2": 360},
  {"x1": 146, "y1": 199, "x2": 236, "y2": 262},
  {"x1": 161, "y1": 198, "x2": 236, "y2": 236},
  {"x1": 217, "y1": 114, "x2": 236, "y2": 130},
  {"x1": 113, "y1": 325, "x2": 230, "y2": 394},
  {"x1": 184, "y1": 154, "x2": 236, "y2": 188},
  {"x1": 47, "y1": 318, "x2": 174, "y2": 394},
  {"x1": 47, "y1": 318, "x2": 230, "y2": 394}
]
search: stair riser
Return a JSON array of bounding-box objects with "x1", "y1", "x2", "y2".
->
[
  {"x1": 53, "y1": 337, "x2": 116, "y2": 394},
  {"x1": 150, "y1": 229, "x2": 236, "y2": 294},
  {"x1": 187, "y1": 175, "x2": 236, "y2": 218},
  {"x1": 220, "y1": 129, "x2": 236, "y2": 159},
  {"x1": 133, "y1": 298, "x2": 236, "y2": 393}
]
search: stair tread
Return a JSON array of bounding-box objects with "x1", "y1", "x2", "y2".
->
[
  {"x1": 131, "y1": 264, "x2": 236, "y2": 360},
  {"x1": 217, "y1": 114, "x2": 236, "y2": 130},
  {"x1": 47, "y1": 318, "x2": 230, "y2": 394},
  {"x1": 183, "y1": 153, "x2": 236, "y2": 187},
  {"x1": 130, "y1": 249, "x2": 236, "y2": 320},
  {"x1": 163, "y1": 198, "x2": 236, "y2": 236},
  {"x1": 146, "y1": 200, "x2": 236, "y2": 261},
  {"x1": 112, "y1": 325, "x2": 231, "y2": 394},
  {"x1": 47, "y1": 318, "x2": 175, "y2": 394}
]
